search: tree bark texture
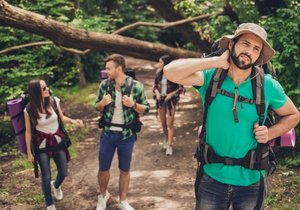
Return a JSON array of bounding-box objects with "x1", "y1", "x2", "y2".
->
[
  {"x1": 147, "y1": 0, "x2": 211, "y2": 53},
  {"x1": 74, "y1": 54, "x2": 86, "y2": 88},
  {"x1": 0, "y1": 0, "x2": 201, "y2": 61}
]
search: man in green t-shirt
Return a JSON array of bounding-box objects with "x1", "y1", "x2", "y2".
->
[{"x1": 164, "y1": 23, "x2": 299, "y2": 209}]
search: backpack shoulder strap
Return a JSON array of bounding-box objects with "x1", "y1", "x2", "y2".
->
[
  {"x1": 251, "y1": 67, "x2": 265, "y2": 126},
  {"x1": 104, "y1": 79, "x2": 113, "y2": 96},
  {"x1": 125, "y1": 76, "x2": 134, "y2": 97},
  {"x1": 50, "y1": 97, "x2": 59, "y2": 116},
  {"x1": 25, "y1": 103, "x2": 36, "y2": 130},
  {"x1": 200, "y1": 68, "x2": 227, "y2": 140},
  {"x1": 205, "y1": 68, "x2": 228, "y2": 107},
  {"x1": 102, "y1": 79, "x2": 113, "y2": 113},
  {"x1": 50, "y1": 97, "x2": 68, "y2": 132}
]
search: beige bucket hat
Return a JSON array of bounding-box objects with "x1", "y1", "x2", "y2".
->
[{"x1": 219, "y1": 23, "x2": 275, "y2": 65}]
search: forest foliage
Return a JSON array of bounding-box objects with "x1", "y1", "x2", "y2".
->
[{"x1": 0, "y1": 0, "x2": 299, "y2": 151}]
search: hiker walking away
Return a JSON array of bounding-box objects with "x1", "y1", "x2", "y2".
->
[
  {"x1": 24, "y1": 79, "x2": 84, "y2": 210},
  {"x1": 95, "y1": 54, "x2": 150, "y2": 210},
  {"x1": 153, "y1": 55, "x2": 184, "y2": 155},
  {"x1": 164, "y1": 23, "x2": 300, "y2": 210}
]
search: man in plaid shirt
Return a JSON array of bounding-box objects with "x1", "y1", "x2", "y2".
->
[{"x1": 94, "y1": 54, "x2": 149, "y2": 210}]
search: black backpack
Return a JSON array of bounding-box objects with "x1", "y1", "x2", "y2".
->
[
  {"x1": 194, "y1": 40, "x2": 280, "y2": 209},
  {"x1": 98, "y1": 76, "x2": 143, "y2": 133},
  {"x1": 194, "y1": 66, "x2": 278, "y2": 210},
  {"x1": 202, "y1": 39, "x2": 279, "y2": 132}
]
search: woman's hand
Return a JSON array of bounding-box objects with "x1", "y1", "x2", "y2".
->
[
  {"x1": 154, "y1": 90, "x2": 160, "y2": 100},
  {"x1": 72, "y1": 119, "x2": 84, "y2": 127},
  {"x1": 165, "y1": 93, "x2": 172, "y2": 101},
  {"x1": 27, "y1": 152, "x2": 34, "y2": 163}
]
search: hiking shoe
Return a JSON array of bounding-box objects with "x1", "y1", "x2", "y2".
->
[
  {"x1": 166, "y1": 145, "x2": 173, "y2": 156},
  {"x1": 119, "y1": 200, "x2": 134, "y2": 210},
  {"x1": 163, "y1": 141, "x2": 168, "y2": 150},
  {"x1": 46, "y1": 204, "x2": 56, "y2": 210},
  {"x1": 51, "y1": 180, "x2": 63, "y2": 200},
  {"x1": 96, "y1": 191, "x2": 110, "y2": 210}
]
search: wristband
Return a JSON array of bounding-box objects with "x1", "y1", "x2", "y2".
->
[{"x1": 132, "y1": 102, "x2": 137, "y2": 109}]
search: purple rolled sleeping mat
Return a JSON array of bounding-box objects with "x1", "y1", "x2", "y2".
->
[
  {"x1": 197, "y1": 125, "x2": 296, "y2": 147},
  {"x1": 100, "y1": 69, "x2": 136, "y2": 80},
  {"x1": 7, "y1": 98, "x2": 27, "y2": 154},
  {"x1": 101, "y1": 70, "x2": 108, "y2": 79},
  {"x1": 268, "y1": 128, "x2": 295, "y2": 147}
]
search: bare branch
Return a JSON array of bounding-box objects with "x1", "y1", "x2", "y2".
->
[
  {"x1": 113, "y1": 11, "x2": 224, "y2": 35},
  {"x1": 0, "y1": 40, "x2": 91, "y2": 56},
  {"x1": 0, "y1": 41, "x2": 51, "y2": 54},
  {"x1": 59, "y1": 47, "x2": 90, "y2": 55},
  {"x1": 163, "y1": 11, "x2": 225, "y2": 29},
  {"x1": 113, "y1": 22, "x2": 165, "y2": 35}
]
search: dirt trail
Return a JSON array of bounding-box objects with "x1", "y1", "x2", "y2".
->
[
  {"x1": 1, "y1": 57, "x2": 202, "y2": 210},
  {"x1": 1, "y1": 57, "x2": 300, "y2": 210},
  {"x1": 58, "y1": 58, "x2": 202, "y2": 210}
]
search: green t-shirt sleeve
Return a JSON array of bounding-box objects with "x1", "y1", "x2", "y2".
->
[
  {"x1": 193, "y1": 69, "x2": 216, "y2": 97},
  {"x1": 268, "y1": 78, "x2": 288, "y2": 110}
]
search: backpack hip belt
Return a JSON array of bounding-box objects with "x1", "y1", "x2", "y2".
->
[{"x1": 196, "y1": 141, "x2": 271, "y2": 170}]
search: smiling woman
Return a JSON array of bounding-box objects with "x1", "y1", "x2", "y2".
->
[{"x1": 23, "y1": 79, "x2": 84, "y2": 210}]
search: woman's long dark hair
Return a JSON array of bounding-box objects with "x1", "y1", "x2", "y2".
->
[
  {"x1": 27, "y1": 79, "x2": 51, "y2": 127},
  {"x1": 160, "y1": 55, "x2": 172, "y2": 66},
  {"x1": 157, "y1": 55, "x2": 172, "y2": 81}
]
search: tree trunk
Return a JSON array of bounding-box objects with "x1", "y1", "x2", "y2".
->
[
  {"x1": 74, "y1": 0, "x2": 80, "y2": 10},
  {"x1": 147, "y1": 0, "x2": 211, "y2": 53},
  {"x1": 74, "y1": 54, "x2": 86, "y2": 88},
  {"x1": 0, "y1": 0, "x2": 201, "y2": 61},
  {"x1": 73, "y1": 0, "x2": 87, "y2": 88},
  {"x1": 255, "y1": 0, "x2": 287, "y2": 15},
  {"x1": 223, "y1": 1, "x2": 240, "y2": 23}
]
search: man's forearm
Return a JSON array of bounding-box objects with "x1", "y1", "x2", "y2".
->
[
  {"x1": 268, "y1": 112, "x2": 300, "y2": 141},
  {"x1": 164, "y1": 57, "x2": 223, "y2": 86}
]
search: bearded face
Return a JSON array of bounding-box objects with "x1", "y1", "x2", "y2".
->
[
  {"x1": 229, "y1": 34, "x2": 263, "y2": 70},
  {"x1": 230, "y1": 43, "x2": 256, "y2": 70},
  {"x1": 106, "y1": 61, "x2": 120, "y2": 80}
]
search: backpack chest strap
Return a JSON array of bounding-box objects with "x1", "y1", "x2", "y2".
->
[{"x1": 217, "y1": 89, "x2": 259, "y2": 104}]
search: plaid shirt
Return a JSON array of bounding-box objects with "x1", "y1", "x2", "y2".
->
[
  {"x1": 95, "y1": 76, "x2": 150, "y2": 140},
  {"x1": 34, "y1": 128, "x2": 71, "y2": 161}
]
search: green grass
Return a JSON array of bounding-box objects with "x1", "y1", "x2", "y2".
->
[
  {"x1": 265, "y1": 165, "x2": 300, "y2": 210},
  {"x1": 52, "y1": 82, "x2": 99, "y2": 106},
  {"x1": 13, "y1": 155, "x2": 33, "y2": 170},
  {"x1": 66, "y1": 125, "x2": 93, "y2": 159}
]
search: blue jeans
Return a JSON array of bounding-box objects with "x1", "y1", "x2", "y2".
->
[
  {"x1": 196, "y1": 173, "x2": 264, "y2": 210},
  {"x1": 38, "y1": 150, "x2": 68, "y2": 206},
  {"x1": 99, "y1": 133, "x2": 135, "y2": 171}
]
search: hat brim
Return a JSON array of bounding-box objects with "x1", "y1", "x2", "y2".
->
[{"x1": 219, "y1": 31, "x2": 275, "y2": 65}]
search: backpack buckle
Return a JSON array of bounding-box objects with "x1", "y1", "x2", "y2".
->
[{"x1": 225, "y1": 157, "x2": 234, "y2": 165}]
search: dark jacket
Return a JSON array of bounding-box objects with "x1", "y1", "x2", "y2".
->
[{"x1": 153, "y1": 69, "x2": 185, "y2": 108}]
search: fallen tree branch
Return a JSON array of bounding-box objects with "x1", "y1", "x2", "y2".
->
[
  {"x1": 112, "y1": 10, "x2": 224, "y2": 35},
  {"x1": 0, "y1": 41, "x2": 51, "y2": 54},
  {"x1": 0, "y1": 40, "x2": 91, "y2": 55}
]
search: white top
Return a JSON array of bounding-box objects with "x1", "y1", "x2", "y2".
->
[
  {"x1": 24, "y1": 97, "x2": 61, "y2": 148},
  {"x1": 110, "y1": 89, "x2": 124, "y2": 131},
  {"x1": 161, "y1": 75, "x2": 167, "y2": 95}
]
